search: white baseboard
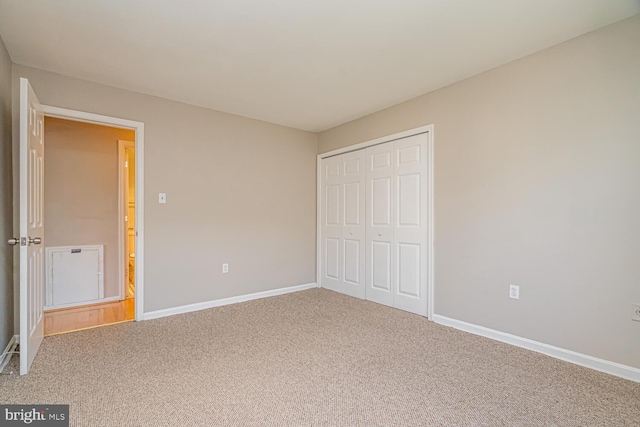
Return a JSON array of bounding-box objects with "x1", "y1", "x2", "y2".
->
[
  {"x1": 432, "y1": 315, "x2": 640, "y2": 383},
  {"x1": 44, "y1": 295, "x2": 122, "y2": 312},
  {"x1": 0, "y1": 334, "x2": 18, "y2": 373},
  {"x1": 143, "y1": 283, "x2": 317, "y2": 321}
]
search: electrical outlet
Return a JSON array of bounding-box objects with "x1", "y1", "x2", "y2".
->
[
  {"x1": 509, "y1": 284, "x2": 520, "y2": 300},
  {"x1": 158, "y1": 193, "x2": 167, "y2": 204},
  {"x1": 633, "y1": 303, "x2": 640, "y2": 322},
  {"x1": 222, "y1": 263, "x2": 229, "y2": 274}
]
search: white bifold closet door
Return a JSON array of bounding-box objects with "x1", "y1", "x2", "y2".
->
[
  {"x1": 320, "y1": 149, "x2": 366, "y2": 299},
  {"x1": 320, "y1": 132, "x2": 429, "y2": 316},
  {"x1": 366, "y1": 133, "x2": 429, "y2": 316}
]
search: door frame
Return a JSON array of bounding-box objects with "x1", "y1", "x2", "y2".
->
[
  {"x1": 118, "y1": 139, "x2": 135, "y2": 301},
  {"x1": 316, "y1": 124, "x2": 434, "y2": 319},
  {"x1": 42, "y1": 105, "x2": 145, "y2": 321}
]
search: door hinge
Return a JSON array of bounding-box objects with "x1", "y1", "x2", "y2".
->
[{"x1": 125, "y1": 160, "x2": 128, "y2": 168}]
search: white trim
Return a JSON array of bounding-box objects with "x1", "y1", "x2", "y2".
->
[
  {"x1": 319, "y1": 125, "x2": 433, "y2": 159},
  {"x1": 42, "y1": 105, "x2": 145, "y2": 321},
  {"x1": 316, "y1": 155, "x2": 322, "y2": 290},
  {"x1": 118, "y1": 142, "x2": 124, "y2": 301},
  {"x1": 0, "y1": 335, "x2": 18, "y2": 373},
  {"x1": 44, "y1": 296, "x2": 122, "y2": 312},
  {"x1": 433, "y1": 315, "x2": 640, "y2": 383},
  {"x1": 135, "y1": 123, "x2": 145, "y2": 322},
  {"x1": 144, "y1": 283, "x2": 317, "y2": 321},
  {"x1": 316, "y1": 125, "x2": 435, "y2": 320},
  {"x1": 427, "y1": 126, "x2": 435, "y2": 319},
  {"x1": 42, "y1": 106, "x2": 142, "y2": 130},
  {"x1": 118, "y1": 140, "x2": 135, "y2": 301}
]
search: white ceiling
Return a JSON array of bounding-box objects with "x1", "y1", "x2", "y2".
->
[{"x1": 0, "y1": 1, "x2": 638, "y2": 132}]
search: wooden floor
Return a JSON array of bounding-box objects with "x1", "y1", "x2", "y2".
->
[{"x1": 44, "y1": 299, "x2": 135, "y2": 336}]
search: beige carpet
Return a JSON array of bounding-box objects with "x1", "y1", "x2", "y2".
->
[{"x1": 1, "y1": 288, "x2": 638, "y2": 426}]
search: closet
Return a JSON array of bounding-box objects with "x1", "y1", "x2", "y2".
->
[{"x1": 320, "y1": 131, "x2": 430, "y2": 316}]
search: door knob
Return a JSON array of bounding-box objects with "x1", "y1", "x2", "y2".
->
[
  {"x1": 378, "y1": 232, "x2": 383, "y2": 237},
  {"x1": 7, "y1": 238, "x2": 19, "y2": 246},
  {"x1": 28, "y1": 237, "x2": 42, "y2": 245}
]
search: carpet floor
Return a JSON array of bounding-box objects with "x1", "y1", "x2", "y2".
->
[{"x1": 0, "y1": 288, "x2": 638, "y2": 426}]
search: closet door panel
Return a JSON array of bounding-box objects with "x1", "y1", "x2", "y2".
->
[
  {"x1": 371, "y1": 241, "x2": 391, "y2": 291},
  {"x1": 320, "y1": 150, "x2": 365, "y2": 299},
  {"x1": 325, "y1": 237, "x2": 340, "y2": 281},
  {"x1": 320, "y1": 156, "x2": 343, "y2": 293},
  {"x1": 393, "y1": 134, "x2": 429, "y2": 315},
  {"x1": 397, "y1": 174, "x2": 421, "y2": 227},
  {"x1": 397, "y1": 243, "x2": 420, "y2": 297},
  {"x1": 343, "y1": 239, "x2": 360, "y2": 284},
  {"x1": 365, "y1": 143, "x2": 395, "y2": 307},
  {"x1": 340, "y1": 150, "x2": 366, "y2": 298},
  {"x1": 325, "y1": 184, "x2": 340, "y2": 226}
]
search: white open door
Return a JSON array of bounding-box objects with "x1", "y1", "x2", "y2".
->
[{"x1": 19, "y1": 78, "x2": 45, "y2": 375}]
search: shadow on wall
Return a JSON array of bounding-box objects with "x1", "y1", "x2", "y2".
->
[{"x1": 0, "y1": 35, "x2": 13, "y2": 353}]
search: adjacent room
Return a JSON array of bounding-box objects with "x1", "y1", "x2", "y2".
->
[
  {"x1": 0, "y1": 1, "x2": 638, "y2": 426},
  {"x1": 42, "y1": 117, "x2": 136, "y2": 336}
]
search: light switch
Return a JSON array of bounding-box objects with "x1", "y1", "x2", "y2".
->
[{"x1": 159, "y1": 193, "x2": 167, "y2": 204}]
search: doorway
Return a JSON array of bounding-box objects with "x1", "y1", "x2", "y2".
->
[
  {"x1": 15, "y1": 78, "x2": 145, "y2": 374},
  {"x1": 41, "y1": 104, "x2": 146, "y2": 326},
  {"x1": 42, "y1": 118, "x2": 135, "y2": 336},
  {"x1": 120, "y1": 140, "x2": 136, "y2": 302}
]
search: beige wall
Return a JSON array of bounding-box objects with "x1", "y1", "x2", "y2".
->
[
  {"x1": 0, "y1": 36, "x2": 13, "y2": 349},
  {"x1": 44, "y1": 117, "x2": 135, "y2": 300},
  {"x1": 318, "y1": 15, "x2": 640, "y2": 369},
  {"x1": 12, "y1": 65, "x2": 318, "y2": 315}
]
